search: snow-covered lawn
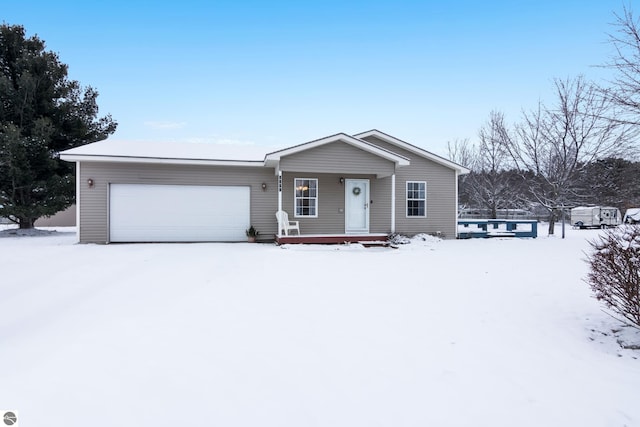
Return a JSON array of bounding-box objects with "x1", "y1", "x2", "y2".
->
[{"x1": 1, "y1": 226, "x2": 639, "y2": 427}]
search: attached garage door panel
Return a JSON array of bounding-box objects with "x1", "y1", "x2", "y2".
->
[{"x1": 110, "y1": 184, "x2": 250, "y2": 242}]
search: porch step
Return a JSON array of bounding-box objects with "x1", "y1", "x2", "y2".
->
[
  {"x1": 276, "y1": 233, "x2": 389, "y2": 245},
  {"x1": 359, "y1": 240, "x2": 398, "y2": 249}
]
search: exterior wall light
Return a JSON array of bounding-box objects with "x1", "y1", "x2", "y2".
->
[
  {"x1": 261, "y1": 182, "x2": 267, "y2": 191},
  {"x1": 87, "y1": 178, "x2": 95, "y2": 188},
  {"x1": 339, "y1": 177, "x2": 344, "y2": 184}
]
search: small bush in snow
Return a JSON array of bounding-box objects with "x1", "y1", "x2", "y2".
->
[
  {"x1": 412, "y1": 233, "x2": 442, "y2": 242},
  {"x1": 585, "y1": 226, "x2": 640, "y2": 330},
  {"x1": 388, "y1": 233, "x2": 411, "y2": 245}
]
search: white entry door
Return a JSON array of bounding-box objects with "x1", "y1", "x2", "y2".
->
[{"x1": 345, "y1": 179, "x2": 370, "y2": 233}]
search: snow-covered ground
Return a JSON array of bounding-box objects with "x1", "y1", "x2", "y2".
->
[{"x1": 0, "y1": 225, "x2": 638, "y2": 427}]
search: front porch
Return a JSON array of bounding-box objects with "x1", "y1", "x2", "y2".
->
[
  {"x1": 266, "y1": 134, "x2": 408, "y2": 241},
  {"x1": 275, "y1": 233, "x2": 389, "y2": 245}
]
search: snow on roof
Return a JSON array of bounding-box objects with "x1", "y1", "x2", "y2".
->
[
  {"x1": 60, "y1": 139, "x2": 278, "y2": 162},
  {"x1": 60, "y1": 131, "x2": 467, "y2": 174}
]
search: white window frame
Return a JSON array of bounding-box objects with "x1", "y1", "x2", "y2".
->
[
  {"x1": 406, "y1": 181, "x2": 427, "y2": 218},
  {"x1": 294, "y1": 178, "x2": 318, "y2": 218}
]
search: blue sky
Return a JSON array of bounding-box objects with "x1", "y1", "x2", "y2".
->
[{"x1": 2, "y1": 0, "x2": 629, "y2": 155}]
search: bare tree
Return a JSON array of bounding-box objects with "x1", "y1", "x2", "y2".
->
[
  {"x1": 447, "y1": 138, "x2": 474, "y2": 168},
  {"x1": 502, "y1": 76, "x2": 634, "y2": 234},
  {"x1": 469, "y1": 111, "x2": 518, "y2": 218},
  {"x1": 447, "y1": 138, "x2": 474, "y2": 210},
  {"x1": 448, "y1": 113, "x2": 524, "y2": 218},
  {"x1": 604, "y1": 5, "x2": 640, "y2": 126}
]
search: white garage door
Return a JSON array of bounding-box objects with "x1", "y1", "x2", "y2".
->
[{"x1": 109, "y1": 184, "x2": 250, "y2": 242}]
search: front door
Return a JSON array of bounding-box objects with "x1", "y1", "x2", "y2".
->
[{"x1": 345, "y1": 179, "x2": 370, "y2": 233}]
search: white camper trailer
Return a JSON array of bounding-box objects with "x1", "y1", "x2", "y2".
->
[{"x1": 571, "y1": 206, "x2": 622, "y2": 229}]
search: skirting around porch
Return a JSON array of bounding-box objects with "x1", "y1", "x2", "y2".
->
[{"x1": 275, "y1": 233, "x2": 389, "y2": 245}]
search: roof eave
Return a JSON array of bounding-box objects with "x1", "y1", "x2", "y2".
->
[{"x1": 60, "y1": 154, "x2": 265, "y2": 167}]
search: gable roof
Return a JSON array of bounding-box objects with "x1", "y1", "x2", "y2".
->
[
  {"x1": 59, "y1": 130, "x2": 469, "y2": 174},
  {"x1": 354, "y1": 129, "x2": 470, "y2": 174},
  {"x1": 263, "y1": 132, "x2": 410, "y2": 168}
]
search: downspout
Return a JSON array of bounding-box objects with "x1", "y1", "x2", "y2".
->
[
  {"x1": 277, "y1": 169, "x2": 283, "y2": 236},
  {"x1": 391, "y1": 171, "x2": 396, "y2": 234}
]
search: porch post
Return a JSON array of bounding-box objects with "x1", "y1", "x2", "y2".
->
[
  {"x1": 277, "y1": 170, "x2": 283, "y2": 235},
  {"x1": 391, "y1": 173, "x2": 396, "y2": 233}
]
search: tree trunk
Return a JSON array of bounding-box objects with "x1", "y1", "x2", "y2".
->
[
  {"x1": 548, "y1": 211, "x2": 555, "y2": 235},
  {"x1": 18, "y1": 218, "x2": 35, "y2": 229},
  {"x1": 490, "y1": 206, "x2": 497, "y2": 219}
]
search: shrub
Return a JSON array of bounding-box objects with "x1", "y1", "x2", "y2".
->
[
  {"x1": 585, "y1": 226, "x2": 640, "y2": 329},
  {"x1": 388, "y1": 233, "x2": 411, "y2": 245}
]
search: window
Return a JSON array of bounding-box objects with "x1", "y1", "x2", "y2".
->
[
  {"x1": 295, "y1": 178, "x2": 318, "y2": 217},
  {"x1": 406, "y1": 181, "x2": 426, "y2": 217}
]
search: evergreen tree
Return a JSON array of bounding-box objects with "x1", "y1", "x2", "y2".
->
[
  {"x1": 0, "y1": 24, "x2": 116, "y2": 228},
  {"x1": 577, "y1": 158, "x2": 640, "y2": 211}
]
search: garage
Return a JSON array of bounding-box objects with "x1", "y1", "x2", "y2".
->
[{"x1": 109, "y1": 184, "x2": 250, "y2": 242}]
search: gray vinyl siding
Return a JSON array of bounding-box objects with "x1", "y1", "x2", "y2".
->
[
  {"x1": 281, "y1": 172, "x2": 392, "y2": 234},
  {"x1": 75, "y1": 135, "x2": 459, "y2": 242},
  {"x1": 278, "y1": 140, "x2": 399, "y2": 234},
  {"x1": 78, "y1": 162, "x2": 277, "y2": 243},
  {"x1": 370, "y1": 175, "x2": 392, "y2": 233},
  {"x1": 361, "y1": 135, "x2": 457, "y2": 238},
  {"x1": 280, "y1": 141, "x2": 395, "y2": 177}
]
